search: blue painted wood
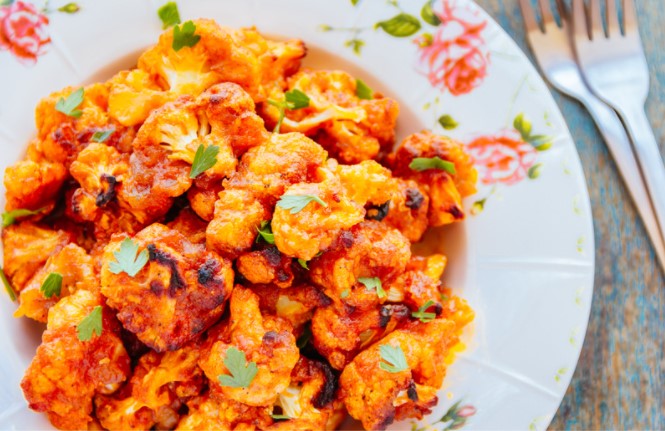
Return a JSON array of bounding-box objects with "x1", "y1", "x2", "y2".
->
[{"x1": 473, "y1": 1, "x2": 665, "y2": 429}]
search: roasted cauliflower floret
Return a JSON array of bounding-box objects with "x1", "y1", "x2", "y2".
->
[
  {"x1": 272, "y1": 170, "x2": 365, "y2": 260},
  {"x1": 120, "y1": 83, "x2": 266, "y2": 223},
  {"x1": 237, "y1": 246, "x2": 296, "y2": 288},
  {"x1": 311, "y1": 303, "x2": 410, "y2": 370},
  {"x1": 70, "y1": 143, "x2": 129, "y2": 211},
  {"x1": 268, "y1": 357, "x2": 338, "y2": 430},
  {"x1": 388, "y1": 131, "x2": 477, "y2": 226},
  {"x1": 199, "y1": 286, "x2": 299, "y2": 406},
  {"x1": 251, "y1": 283, "x2": 331, "y2": 329},
  {"x1": 15, "y1": 244, "x2": 97, "y2": 323},
  {"x1": 226, "y1": 132, "x2": 328, "y2": 203},
  {"x1": 32, "y1": 83, "x2": 113, "y2": 166},
  {"x1": 383, "y1": 179, "x2": 430, "y2": 242},
  {"x1": 333, "y1": 159, "x2": 399, "y2": 207},
  {"x1": 385, "y1": 254, "x2": 448, "y2": 312},
  {"x1": 95, "y1": 344, "x2": 204, "y2": 431},
  {"x1": 177, "y1": 395, "x2": 272, "y2": 430},
  {"x1": 101, "y1": 223, "x2": 233, "y2": 352},
  {"x1": 340, "y1": 319, "x2": 464, "y2": 430},
  {"x1": 2, "y1": 222, "x2": 72, "y2": 292},
  {"x1": 3, "y1": 160, "x2": 67, "y2": 212},
  {"x1": 166, "y1": 207, "x2": 208, "y2": 244},
  {"x1": 205, "y1": 188, "x2": 271, "y2": 259},
  {"x1": 139, "y1": 20, "x2": 304, "y2": 104},
  {"x1": 235, "y1": 27, "x2": 306, "y2": 97},
  {"x1": 262, "y1": 69, "x2": 399, "y2": 163},
  {"x1": 108, "y1": 69, "x2": 175, "y2": 127},
  {"x1": 308, "y1": 221, "x2": 411, "y2": 307},
  {"x1": 21, "y1": 290, "x2": 130, "y2": 430}
]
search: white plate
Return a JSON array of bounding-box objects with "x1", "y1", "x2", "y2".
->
[{"x1": 0, "y1": 0, "x2": 594, "y2": 429}]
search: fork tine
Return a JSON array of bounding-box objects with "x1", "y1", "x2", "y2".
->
[
  {"x1": 605, "y1": 0, "x2": 620, "y2": 35},
  {"x1": 623, "y1": 0, "x2": 638, "y2": 33},
  {"x1": 589, "y1": 0, "x2": 604, "y2": 39},
  {"x1": 571, "y1": 0, "x2": 589, "y2": 39},
  {"x1": 538, "y1": 0, "x2": 554, "y2": 27},
  {"x1": 518, "y1": 0, "x2": 540, "y2": 33}
]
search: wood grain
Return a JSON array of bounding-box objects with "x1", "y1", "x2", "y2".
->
[{"x1": 473, "y1": 1, "x2": 665, "y2": 429}]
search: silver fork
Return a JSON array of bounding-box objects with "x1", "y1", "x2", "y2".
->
[
  {"x1": 571, "y1": 0, "x2": 665, "y2": 265},
  {"x1": 519, "y1": 0, "x2": 665, "y2": 272}
]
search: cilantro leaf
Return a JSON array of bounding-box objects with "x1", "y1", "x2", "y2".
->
[
  {"x1": 297, "y1": 258, "x2": 309, "y2": 270},
  {"x1": 91, "y1": 127, "x2": 115, "y2": 143},
  {"x1": 379, "y1": 344, "x2": 409, "y2": 373},
  {"x1": 172, "y1": 20, "x2": 201, "y2": 51},
  {"x1": 77, "y1": 306, "x2": 103, "y2": 341},
  {"x1": 276, "y1": 194, "x2": 327, "y2": 214},
  {"x1": 356, "y1": 78, "x2": 373, "y2": 100},
  {"x1": 267, "y1": 89, "x2": 310, "y2": 133},
  {"x1": 0, "y1": 267, "x2": 16, "y2": 302},
  {"x1": 358, "y1": 277, "x2": 386, "y2": 298},
  {"x1": 40, "y1": 272, "x2": 63, "y2": 299},
  {"x1": 2, "y1": 207, "x2": 44, "y2": 228},
  {"x1": 55, "y1": 87, "x2": 84, "y2": 118},
  {"x1": 109, "y1": 237, "x2": 149, "y2": 277},
  {"x1": 158, "y1": 1, "x2": 181, "y2": 29},
  {"x1": 256, "y1": 220, "x2": 275, "y2": 244},
  {"x1": 409, "y1": 157, "x2": 456, "y2": 175},
  {"x1": 285, "y1": 89, "x2": 310, "y2": 110},
  {"x1": 189, "y1": 144, "x2": 219, "y2": 178},
  {"x1": 218, "y1": 347, "x2": 258, "y2": 388},
  {"x1": 411, "y1": 300, "x2": 437, "y2": 323}
]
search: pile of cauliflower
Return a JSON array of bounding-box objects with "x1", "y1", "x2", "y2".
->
[{"x1": 2, "y1": 19, "x2": 477, "y2": 431}]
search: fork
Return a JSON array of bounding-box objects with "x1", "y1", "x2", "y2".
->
[
  {"x1": 518, "y1": 0, "x2": 665, "y2": 272},
  {"x1": 571, "y1": 0, "x2": 665, "y2": 267}
]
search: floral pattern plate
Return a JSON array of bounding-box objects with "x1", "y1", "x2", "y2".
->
[{"x1": 0, "y1": 0, "x2": 594, "y2": 429}]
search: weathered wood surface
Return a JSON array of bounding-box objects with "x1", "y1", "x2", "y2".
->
[{"x1": 472, "y1": 1, "x2": 665, "y2": 429}]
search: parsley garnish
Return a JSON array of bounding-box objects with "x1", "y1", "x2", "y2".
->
[
  {"x1": 412, "y1": 300, "x2": 437, "y2": 323},
  {"x1": 267, "y1": 89, "x2": 310, "y2": 133},
  {"x1": 40, "y1": 272, "x2": 63, "y2": 299},
  {"x1": 2, "y1": 207, "x2": 44, "y2": 228},
  {"x1": 218, "y1": 347, "x2": 258, "y2": 388},
  {"x1": 256, "y1": 221, "x2": 275, "y2": 244},
  {"x1": 276, "y1": 194, "x2": 327, "y2": 214},
  {"x1": 77, "y1": 306, "x2": 103, "y2": 341},
  {"x1": 158, "y1": 1, "x2": 181, "y2": 29},
  {"x1": 91, "y1": 127, "x2": 115, "y2": 143},
  {"x1": 109, "y1": 238, "x2": 149, "y2": 277},
  {"x1": 356, "y1": 78, "x2": 373, "y2": 100},
  {"x1": 172, "y1": 20, "x2": 201, "y2": 51},
  {"x1": 358, "y1": 277, "x2": 385, "y2": 299},
  {"x1": 297, "y1": 258, "x2": 309, "y2": 270},
  {"x1": 0, "y1": 267, "x2": 16, "y2": 302},
  {"x1": 409, "y1": 157, "x2": 456, "y2": 175},
  {"x1": 189, "y1": 144, "x2": 219, "y2": 178},
  {"x1": 55, "y1": 87, "x2": 84, "y2": 118},
  {"x1": 271, "y1": 414, "x2": 291, "y2": 421},
  {"x1": 379, "y1": 344, "x2": 408, "y2": 373}
]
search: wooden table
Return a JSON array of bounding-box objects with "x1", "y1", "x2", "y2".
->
[{"x1": 472, "y1": 1, "x2": 665, "y2": 429}]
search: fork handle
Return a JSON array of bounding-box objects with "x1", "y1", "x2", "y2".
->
[
  {"x1": 584, "y1": 98, "x2": 665, "y2": 272},
  {"x1": 617, "y1": 105, "x2": 665, "y2": 253}
]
